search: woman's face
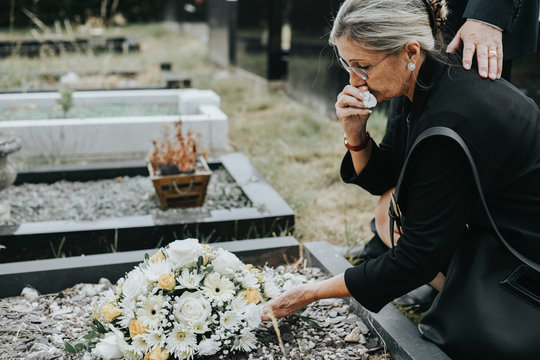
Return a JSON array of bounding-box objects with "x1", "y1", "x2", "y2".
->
[{"x1": 335, "y1": 37, "x2": 413, "y2": 102}]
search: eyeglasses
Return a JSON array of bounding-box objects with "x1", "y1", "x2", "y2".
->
[{"x1": 338, "y1": 54, "x2": 390, "y2": 81}]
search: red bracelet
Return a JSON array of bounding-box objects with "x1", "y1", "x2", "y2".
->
[{"x1": 344, "y1": 132, "x2": 370, "y2": 152}]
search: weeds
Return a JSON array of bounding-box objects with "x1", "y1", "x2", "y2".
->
[{"x1": 49, "y1": 237, "x2": 66, "y2": 258}]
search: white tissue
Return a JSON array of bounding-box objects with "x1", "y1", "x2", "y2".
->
[{"x1": 362, "y1": 91, "x2": 377, "y2": 108}]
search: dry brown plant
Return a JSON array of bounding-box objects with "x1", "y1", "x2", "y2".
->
[{"x1": 149, "y1": 121, "x2": 201, "y2": 174}]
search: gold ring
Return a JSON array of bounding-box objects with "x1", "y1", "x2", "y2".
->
[{"x1": 488, "y1": 50, "x2": 498, "y2": 58}]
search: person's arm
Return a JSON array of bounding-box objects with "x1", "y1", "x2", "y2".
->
[
  {"x1": 345, "y1": 135, "x2": 478, "y2": 311},
  {"x1": 262, "y1": 273, "x2": 349, "y2": 321}
]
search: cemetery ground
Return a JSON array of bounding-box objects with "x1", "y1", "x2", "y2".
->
[{"x1": 0, "y1": 22, "x2": 387, "y2": 252}]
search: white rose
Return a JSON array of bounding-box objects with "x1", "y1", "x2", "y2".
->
[
  {"x1": 167, "y1": 239, "x2": 203, "y2": 266},
  {"x1": 174, "y1": 291, "x2": 211, "y2": 325},
  {"x1": 212, "y1": 250, "x2": 243, "y2": 276},
  {"x1": 198, "y1": 339, "x2": 221, "y2": 356},
  {"x1": 244, "y1": 303, "x2": 263, "y2": 329},
  {"x1": 93, "y1": 332, "x2": 123, "y2": 359}
]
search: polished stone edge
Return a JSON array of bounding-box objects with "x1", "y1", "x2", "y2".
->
[
  {"x1": 303, "y1": 241, "x2": 450, "y2": 360},
  {"x1": 0, "y1": 236, "x2": 299, "y2": 298}
]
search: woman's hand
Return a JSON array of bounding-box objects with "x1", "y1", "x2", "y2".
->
[
  {"x1": 261, "y1": 283, "x2": 316, "y2": 321},
  {"x1": 261, "y1": 274, "x2": 350, "y2": 321},
  {"x1": 336, "y1": 85, "x2": 372, "y2": 145}
]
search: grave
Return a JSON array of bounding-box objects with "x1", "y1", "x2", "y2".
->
[
  {"x1": 0, "y1": 88, "x2": 228, "y2": 160},
  {"x1": 0, "y1": 153, "x2": 294, "y2": 263}
]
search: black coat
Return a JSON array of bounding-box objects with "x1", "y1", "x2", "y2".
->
[{"x1": 341, "y1": 56, "x2": 540, "y2": 312}]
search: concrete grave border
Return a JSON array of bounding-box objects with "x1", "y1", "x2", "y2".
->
[
  {"x1": 0, "y1": 153, "x2": 294, "y2": 263},
  {"x1": 0, "y1": 237, "x2": 450, "y2": 360}
]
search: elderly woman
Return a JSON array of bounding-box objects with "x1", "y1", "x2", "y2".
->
[{"x1": 262, "y1": 0, "x2": 540, "y2": 358}]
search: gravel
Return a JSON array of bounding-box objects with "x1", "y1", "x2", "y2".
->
[
  {"x1": 0, "y1": 167, "x2": 252, "y2": 226},
  {"x1": 0, "y1": 266, "x2": 390, "y2": 360}
]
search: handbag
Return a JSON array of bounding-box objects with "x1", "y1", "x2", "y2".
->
[{"x1": 389, "y1": 126, "x2": 540, "y2": 359}]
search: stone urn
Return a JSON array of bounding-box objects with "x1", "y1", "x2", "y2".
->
[{"x1": 0, "y1": 133, "x2": 22, "y2": 221}]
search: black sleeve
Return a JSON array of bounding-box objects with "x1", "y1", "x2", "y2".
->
[
  {"x1": 344, "y1": 136, "x2": 477, "y2": 312},
  {"x1": 464, "y1": 0, "x2": 522, "y2": 32},
  {"x1": 340, "y1": 139, "x2": 396, "y2": 195}
]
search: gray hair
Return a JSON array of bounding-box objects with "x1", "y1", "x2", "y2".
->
[{"x1": 329, "y1": 0, "x2": 448, "y2": 58}]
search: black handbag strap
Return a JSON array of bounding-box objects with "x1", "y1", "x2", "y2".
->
[{"x1": 393, "y1": 126, "x2": 540, "y2": 272}]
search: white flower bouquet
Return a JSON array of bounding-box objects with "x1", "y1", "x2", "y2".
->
[{"x1": 69, "y1": 239, "x2": 305, "y2": 360}]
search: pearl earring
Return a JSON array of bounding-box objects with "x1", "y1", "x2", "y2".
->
[{"x1": 407, "y1": 62, "x2": 416, "y2": 71}]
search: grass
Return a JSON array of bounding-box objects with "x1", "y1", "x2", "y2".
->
[{"x1": 0, "y1": 22, "x2": 387, "y2": 249}]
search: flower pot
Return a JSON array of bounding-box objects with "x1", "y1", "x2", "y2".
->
[{"x1": 148, "y1": 156, "x2": 212, "y2": 210}]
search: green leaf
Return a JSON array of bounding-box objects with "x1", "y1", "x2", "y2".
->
[
  {"x1": 74, "y1": 343, "x2": 87, "y2": 351},
  {"x1": 64, "y1": 341, "x2": 77, "y2": 353},
  {"x1": 82, "y1": 332, "x2": 98, "y2": 340},
  {"x1": 299, "y1": 315, "x2": 322, "y2": 330},
  {"x1": 197, "y1": 255, "x2": 204, "y2": 267},
  {"x1": 93, "y1": 319, "x2": 107, "y2": 334},
  {"x1": 145, "y1": 253, "x2": 150, "y2": 261}
]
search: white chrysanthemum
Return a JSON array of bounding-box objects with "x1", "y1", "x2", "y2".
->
[
  {"x1": 262, "y1": 280, "x2": 281, "y2": 299},
  {"x1": 220, "y1": 310, "x2": 240, "y2": 330},
  {"x1": 237, "y1": 270, "x2": 259, "y2": 289},
  {"x1": 176, "y1": 268, "x2": 205, "y2": 290},
  {"x1": 166, "y1": 238, "x2": 204, "y2": 267},
  {"x1": 136, "y1": 295, "x2": 167, "y2": 329},
  {"x1": 201, "y1": 273, "x2": 235, "y2": 305},
  {"x1": 119, "y1": 345, "x2": 140, "y2": 360},
  {"x1": 244, "y1": 303, "x2": 262, "y2": 329},
  {"x1": 166, "y1": 324, "x2": 197, "y2": 359},
  {"x1": 191, "y1": 320, "x2": 210, "y2": 334},
  {"x1": 281, "y1": 273, "x2": 307, "y2": 291},
  {"x1": 130, "y1": 335, "x2": 150, "y2": 355},
  {"x1": 229, "y1": 297, "x2": 248, "y2": 314},
  {"x1": 173, "y1": 290, "x2": 212, "y2": 325},
  {"x1": 212, "y1": 249, "x2": 244, "y2": 276},
  {"x1": 233, "y1": 330, "x2": 257, "y2": 352},
  {"x1": 142, "y1": 259, "x2": 172, "y2": 282},
  {"x1": 142, "y1": 330, "x2": 165, "y2": 349},
  {"x1": 122, "y1": 268, "x2": 148, "y2": 300},
  {"x1": 198, "y1": 338, "x2": 221, "y2": 356},
  {"x1": 117, "y1": 297, "x2": 137, "y2": 328}
]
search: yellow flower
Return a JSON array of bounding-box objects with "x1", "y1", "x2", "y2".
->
[
  {"x1": 201, "y1": 244, "x2": 213, "y2": 254},
  {"x1": 157, "y1": 272, "x2": 176, "y2": 291},
  {"x1": 239, "y1": 288, "x2": 261, "y2": 304},
  {"x1": 149, "y1": 251, "x2": 166, "y2": 263},
  {"x1": 101, "y1": 302, "x2": 122, "y2": 322},
  {"x1": 144, "y1": 347, "x2": 169, "y2": 360},
  {"x1": 245, "y1": 264, "x2": 253, "y2": 271},
  {"x1": 129, "y1": 319, "x2": 146, "y2": 338}
]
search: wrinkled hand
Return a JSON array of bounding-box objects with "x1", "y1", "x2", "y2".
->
[
  {"x1": 447, "y1": 19, "x2": 503, "y2": 80},
  {"x1": 261, "y1": 284, "x2": 315, "y2": 321},
  {"x1": 336, "y1": 85, "x2": 372, "y2": 145}
]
